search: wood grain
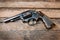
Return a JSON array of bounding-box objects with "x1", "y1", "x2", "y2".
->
[
  {"x1": 0, "y1": 19, "x2": 60, "y2": 31},
  {"x1": 0, "y1": 18, "x2": 60, "y2": 40},
  {"x1": 0, "y1": 1, "x2": 60, "y2": 40},
  {"x1": 0, "y1": 2, "x2": 60, "y2": 8},
  {"x1": 0, "y1": 30, "x2": 60, "y2": 40},
  {"x1": 0, "y1": 0, "x2": 56, "y2": 2},
  {"x1": 0, "y1": 9, "x2": 60, "y2": 18}
]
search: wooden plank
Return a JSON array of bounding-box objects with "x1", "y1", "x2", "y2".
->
[
  {"x1": 0, "y1": 18, "x2": 60, "y2": 40},
  {"x1": 0, "y1": 9, "x2": 60, "y2": 18},
  {"x1": 0, "y1": 0, "x2": 56, "y2": 2},
  {"x1": 55, "y1": 0, "x2": 60, "y2": 2},
  {"x1": 0, "y1": 30, "x2": 60, "y2": 40},
  {"x1": 0, "y1": 19, "x2": 60, "y2": 31},
  {"x1": 0, "y1": 2, "x2": 60, "y2": 8}
]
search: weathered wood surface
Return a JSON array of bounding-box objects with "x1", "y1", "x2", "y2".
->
[
  {"x1": 0, "y1": 19, "x2": 60, "y2": 40},
  {"x1": 0, "y1": 9, "x2": 60, "y2": 18},
  {"x1": 0, "y1": 1, "x2": 60, "y2": 40},
  {"x1": 0, "y1": 0, "x2": 56, "y2": 2},
  {"x1": 0, "y1": 18, "x2": 60, "y2": 31},
  {"x1": 0, "y1": 2, "x2": 60, "y2": 8}
]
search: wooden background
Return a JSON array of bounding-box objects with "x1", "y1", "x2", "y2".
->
[{"x1": 0, "y1": 0, "x2": 60, "y2": 40}]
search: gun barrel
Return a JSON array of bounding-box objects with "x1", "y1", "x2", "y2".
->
[{"x1": 4, "y1": 15, "x2": 21, "y2": 23}]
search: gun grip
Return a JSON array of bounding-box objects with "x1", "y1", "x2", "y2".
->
[{"x1": 42, "y1": 16, "x2": 55, "y2": 29}]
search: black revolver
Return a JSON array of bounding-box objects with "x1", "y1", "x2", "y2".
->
[{"x1": 3, "y1": 10, "x2": 55, "y2": 29}]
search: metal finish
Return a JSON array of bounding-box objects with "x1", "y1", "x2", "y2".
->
[{"x1": 3, "y1": 10, "x2": 55, "y2": 29}]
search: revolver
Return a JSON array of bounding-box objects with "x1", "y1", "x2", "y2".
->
[{"x1": 3, "y1": 10, "x2": 55, "y2": 29}]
